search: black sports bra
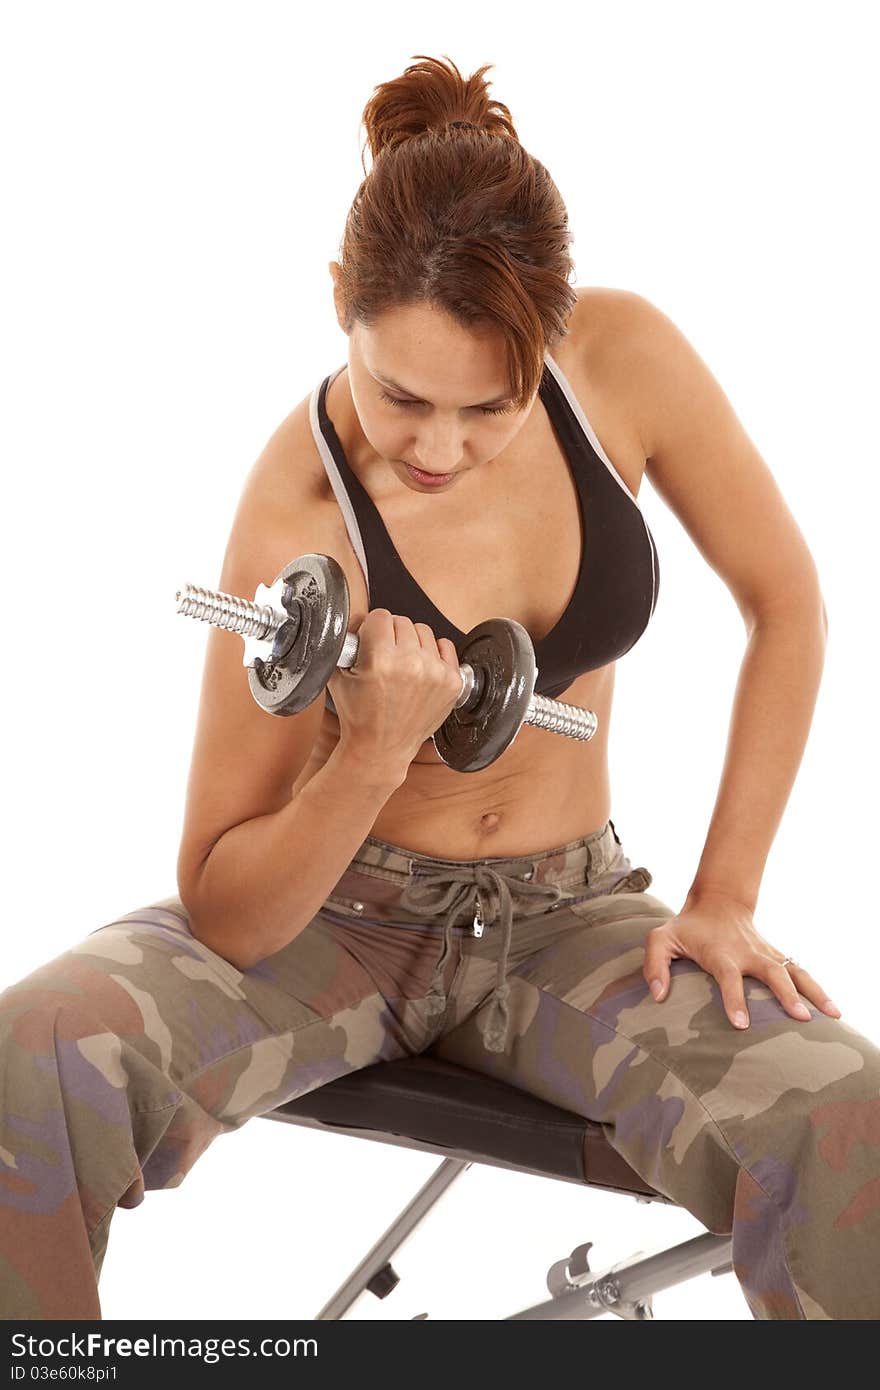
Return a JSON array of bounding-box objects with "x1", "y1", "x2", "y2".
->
[{"x1": 309, "y1": 349, "x2": 659, "y2": 712}]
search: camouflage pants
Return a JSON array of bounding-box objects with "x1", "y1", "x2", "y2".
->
[{"x1": 1, "y1": 817, "x2": 879, "y2": 1319}]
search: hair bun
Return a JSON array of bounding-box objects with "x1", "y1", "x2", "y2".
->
[{"x1": 360, "y1": 53, "x2": 517, "y2": 164}]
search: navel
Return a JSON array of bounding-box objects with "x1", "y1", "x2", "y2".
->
[{"x1": 479, "y1": 811, "x2": 501, "y2": 834}]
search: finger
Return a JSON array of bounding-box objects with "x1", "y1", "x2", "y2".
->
[
  {"x1": 436, "y1": 637, "x2": 461, "y2": 668},
  {"x1": 412, "y1": 622, "x2": 440, "y2": 652},
  {"x1": 780, "y1": 962, "x2": 841, "y2": 1018},
  {"x1": 761, "y1": 960, "x2": 813, "y2": 1022},
  {"x1": 714, "y1": 961, "x2": 750, "y2": 1029},
  {"x1": 643, "y1": 926, "x2": 673, "y2": 1001},
  {"x1": 392, "y1": 614, "x2": 421, "y2": 648},
  {"x1": 437, "y1": 638, "x2": 466, "y2": 693},
  {"x1": 355, "y1": 608, "x2": 394, "y2": 659},
  {"x1": 364, "y1": 608, "x2": 393, "y2": 631}
]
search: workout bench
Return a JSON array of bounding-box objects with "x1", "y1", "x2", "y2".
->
[{"x1": 263, "y1": 1053, "x2": 735, "y2": 1319}]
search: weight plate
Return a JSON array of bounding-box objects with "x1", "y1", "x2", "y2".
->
[
  {"x1": 432, "y1": 618, "x2": 537, "y2": 772},
  {"x1": 247, "y1": 553, "x2": 350, "y2": 715}
]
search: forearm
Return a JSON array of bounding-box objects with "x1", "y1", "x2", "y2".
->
[
  {"x1": 684, "y1": 600, "x2": 828, "y2": 914},
  {"x1": 183, "y1": 743, "x2": 406, "y2": 969}
]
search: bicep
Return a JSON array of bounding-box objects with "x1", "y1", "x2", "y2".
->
[{"x1": 176, "y1": 410, "x2": 330, "y2": 904}]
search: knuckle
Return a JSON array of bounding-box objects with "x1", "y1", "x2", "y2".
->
[
  {"x1": 716, "y1": 963, "x2": 741, "y2": 984},
  {"x1": 748, "y1": 952, "x2": 774, "y2": 974},
  {"x1": 445, "y1": 666, "x2": 463, "y2": 691}
]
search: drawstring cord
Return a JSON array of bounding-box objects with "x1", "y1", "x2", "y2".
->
[{"x1": 397, "y1": 865, "x2": 564, "y2": 1053}]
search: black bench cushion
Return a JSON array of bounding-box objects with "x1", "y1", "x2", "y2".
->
[{"x1": 269, "y1": 1054, "x2": 672, "y2": 1203}]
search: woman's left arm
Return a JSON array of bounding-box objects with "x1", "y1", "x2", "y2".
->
[
  {"x1": 615, "y1": 293, "x2": 836, "y2": 1029},
  {"x1": 681, "y1": 599, "x2": 827, "y2": 916},
  {"x1": 646, "y1": 603, "x2": 837, "y2": 1030}
]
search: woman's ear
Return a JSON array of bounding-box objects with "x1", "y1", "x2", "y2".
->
[{"x1": 328, "y1": 261, "x2": 347, "y2": 332}]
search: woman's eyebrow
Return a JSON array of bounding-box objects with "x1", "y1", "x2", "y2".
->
[{"x1": 372, "y1": 370, "x2": 513, "y2": 408}]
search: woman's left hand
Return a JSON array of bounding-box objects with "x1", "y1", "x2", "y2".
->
[{"x1": 642, "y1": 889, "x2": 842, "y2": 1030}]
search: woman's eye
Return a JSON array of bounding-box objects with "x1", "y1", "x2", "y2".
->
[{"x1": 378, "y1": 389, "x2": 510, "y2": 418}]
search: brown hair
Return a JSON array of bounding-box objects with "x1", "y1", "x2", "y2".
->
[{"x1": 333, "y1": 54, "x2": 577, "y2": 410}]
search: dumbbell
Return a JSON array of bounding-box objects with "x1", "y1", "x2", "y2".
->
[{"x1": 175, "y1": 552, "x2": 598, "y2": 773}]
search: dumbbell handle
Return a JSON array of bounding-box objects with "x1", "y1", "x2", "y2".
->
[
  {"x1": 175, "y1": 582, "x2": 598, "y2": 743},
  {"x1": 334, "y1": 627, "x2": 484, "y2": 705}
]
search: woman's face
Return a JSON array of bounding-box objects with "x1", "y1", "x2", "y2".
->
[{"x1": 330, "y1": 269, "x2": 538, "y2": 493}]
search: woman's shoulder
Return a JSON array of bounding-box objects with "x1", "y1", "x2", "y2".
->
[
  {"x1": 563, "y1": 286, "x2": 659, "y2": 463},
  {"x1": 225, "y1": 393, "x2": 341, "y2": 580},
  {"x1": 565, "y1": 284, "x2": 651, "y2": 358}
]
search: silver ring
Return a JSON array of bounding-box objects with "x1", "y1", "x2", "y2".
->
[{"x1": 780, "y1": 956, "x2": 798, "y2": 970}]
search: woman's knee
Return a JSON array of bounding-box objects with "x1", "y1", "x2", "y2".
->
[{"x1": 0, "y1": 900, "x2": 203, "y2": 1091}]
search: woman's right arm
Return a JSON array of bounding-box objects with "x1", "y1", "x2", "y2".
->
[
  {"x1": 176, "y1": 400, "x2": 461, "y2": 969},
  {"x1": 182, "y1": 739, "x2": 407, "y2": 969}
]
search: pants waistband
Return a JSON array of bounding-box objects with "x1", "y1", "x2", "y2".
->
[{"x1": 347, "y1": 817, "x2": 624, "y2": 892}]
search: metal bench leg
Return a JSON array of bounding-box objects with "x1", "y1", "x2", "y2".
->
[
  {"x1": 508, "y1": 1231, "x2": 735, "y2": 1319},
  {"x1": 315, "y1": 1156, "x2": 471, "y2": 1320}
]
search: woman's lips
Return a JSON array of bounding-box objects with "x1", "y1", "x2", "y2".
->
[{"x1": 404, "y1": 462, "x2": 455, "y2": 486}]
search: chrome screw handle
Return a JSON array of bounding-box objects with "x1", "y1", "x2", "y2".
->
[
  {"x1": 175, "y1": 581, "x2": 477, "y2": 707},
  {"x1": 175, "y1": 581, "x2": 597, "y2": 743},
  {"x1": 525, "y1": 690, "x2": 597, "y2": 741}
]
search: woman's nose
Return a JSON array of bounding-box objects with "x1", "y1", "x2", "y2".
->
[{"x1": 413, "y1": 423, "x2": 465, "y2": 473}]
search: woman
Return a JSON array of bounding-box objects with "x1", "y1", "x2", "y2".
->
[{"x1": 1, "y1": 54, "x2": 877, "y2": 1321}]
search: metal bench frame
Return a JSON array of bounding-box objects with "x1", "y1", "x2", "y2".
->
[{"x1": 263, "y1": 1053, "x2": 735, "y2": 1320}]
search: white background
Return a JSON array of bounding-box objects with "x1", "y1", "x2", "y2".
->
[{"x1": 1, "y1": 0, "x2": 877, "y2": 1323}]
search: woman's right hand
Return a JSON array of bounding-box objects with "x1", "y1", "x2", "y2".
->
[{"x1": 327, "y1": 609, "x2": 464, "y2": 780}]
